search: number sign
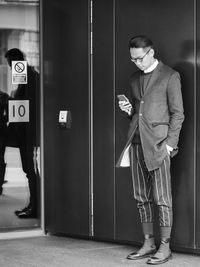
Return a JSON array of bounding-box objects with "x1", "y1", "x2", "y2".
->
[{"x1": 9, "y1": 100, "x2": 29, "y2": 122}]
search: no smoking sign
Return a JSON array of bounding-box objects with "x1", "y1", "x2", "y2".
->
[{"x1": 12, "y1": 61, "x2": 27, "y2": 84}]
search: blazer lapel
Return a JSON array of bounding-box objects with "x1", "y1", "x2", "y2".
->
[
  {"x1": 132, "y1": 71, "x2": 142, "y2": 99},
  {"x1": 143, "y1": 61, "x2": 163, "y2": 96},
  {"x1": 139, "y1": 71, "x2": 144, "y2": 96}
]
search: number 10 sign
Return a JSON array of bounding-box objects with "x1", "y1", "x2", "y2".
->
[{"x1": 9, "y1": 100, "x2": 29, "y2": 122}]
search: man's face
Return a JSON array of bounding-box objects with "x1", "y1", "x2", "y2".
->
[{"x1": 130, "y1": 47, "x2": 154, "y2": 71}]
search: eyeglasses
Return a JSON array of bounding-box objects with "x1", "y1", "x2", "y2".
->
[{"x1": 130, "y1": 48, "x2": 151, "y2": 63}]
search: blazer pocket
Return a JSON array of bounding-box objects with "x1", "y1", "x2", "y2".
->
[{"x1": 152, "y1": 122, "x2": 169, "y2": 127}]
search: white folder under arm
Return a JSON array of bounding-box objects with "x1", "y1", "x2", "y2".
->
[{"x1": 120, "y1": 144, "x2": 131, "y2": 167}]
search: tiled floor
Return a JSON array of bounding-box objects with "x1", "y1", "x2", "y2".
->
[{"x1": 0, "y1": 235, "x2": 199, "y2": 267}]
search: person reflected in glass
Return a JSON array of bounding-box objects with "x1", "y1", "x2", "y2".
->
[
  {"x1": 5, "y1": 48, "x2": 40, "y2": 218},
  {"x1": 0, "y1": 91, "x2": 9, "y2": 195}
]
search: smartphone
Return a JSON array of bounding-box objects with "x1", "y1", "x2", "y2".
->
[{"x1": 117, "y1": 94, "x2": 129, "y2": 102}]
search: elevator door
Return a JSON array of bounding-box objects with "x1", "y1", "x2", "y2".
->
[
  {"x1": 43, "y1": 0, "x2": 90, "y2": 235},
  {"x1": 93, "y1": 0, "x2": 115, "y2": 240}
]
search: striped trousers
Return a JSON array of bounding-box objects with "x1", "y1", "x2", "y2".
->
[{"x1": 130, "y1": 144, "x2": 172, "y2": 227}]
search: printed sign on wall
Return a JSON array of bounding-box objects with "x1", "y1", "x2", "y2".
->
[
  {"x1": 9, "y1": 100, "x2": 29, "y2": 122},
  {"x1": 12, "y1": 61, "x2": 27, "y2": 84}
]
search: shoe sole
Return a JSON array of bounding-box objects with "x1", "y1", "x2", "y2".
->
[
  {"x1": 147, "y1": 253, "x2": 172, "y2": 265},
  {"x1": 127, "y1": 250, "x2": 157, "y2": 260}
]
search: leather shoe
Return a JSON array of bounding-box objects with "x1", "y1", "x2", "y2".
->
[
  {"x1": 15, "y1": 205, "x2": 30, "y2": 216},
  {"x1": 17, "y1": 208, "x2": 37, "y2": 219},
  {"x1": 147, "y1": 252, "x2": 172, "y2": 264},
  {"x1": 127, "y1": 235, "x2": 156, "y2": 260},
  {"x1": 147, "y1": 238, "x2": 172, "y2": 265},
  {"x1": 127, "y1": 247, "x2": 156, "y2": 260}
]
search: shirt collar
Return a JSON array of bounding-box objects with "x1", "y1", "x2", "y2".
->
[{"x1": 144, "y1": 59, "x2": 159, "y2": 73}]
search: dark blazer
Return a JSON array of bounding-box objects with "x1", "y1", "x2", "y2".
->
[{"x1": 117, "y1": 61, "x2": 184, "y2": 171}]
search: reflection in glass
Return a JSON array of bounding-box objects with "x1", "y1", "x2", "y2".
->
[{"x1": 0, "y1": 0, "x2": 40, "y2": 230}]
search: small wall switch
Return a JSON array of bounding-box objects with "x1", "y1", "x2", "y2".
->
[
  {"x1": 59, "y1": 110, "x2": 68, "y2": 123},
  {"x1": 59, "y1": 110, "x2": 71, "y2": 129}
]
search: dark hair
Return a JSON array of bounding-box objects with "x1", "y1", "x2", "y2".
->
[
  {"x1": 129, "y1": 35, "x2": 153, "y2": 49},
  {"x1": 5, "y1": 48, "x2": 25, "y2": 61}
]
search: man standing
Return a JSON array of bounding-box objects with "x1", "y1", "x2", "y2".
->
[
  {"x1": 117, "y1": 36, "x2": 184, "y2": 264},
  {"x1": 5, "y1": 48, "x2": 40, "y2": 218}
]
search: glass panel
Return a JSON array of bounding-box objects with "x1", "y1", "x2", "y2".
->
[{"x1": 0, "y1": 0, "x2": 40, "y2": 231}]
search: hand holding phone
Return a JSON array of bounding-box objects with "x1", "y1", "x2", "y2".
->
[{"x1": 117, "y1": 94, "x2": 133, "y2": 115}]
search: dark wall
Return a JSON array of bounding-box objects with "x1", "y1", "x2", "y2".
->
[
  {"x1": 42, "y1": 0, "x2": 90, "y2": 235},
  {"x1": 115, "y1": 0, "x2": 196, "y2": 250},
  {"x1": 196, "y1": 0, "x2": 200, "y2": 249},
  {"x1": 93, "y1": 0, "x2": 115, "y2": 239}
]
